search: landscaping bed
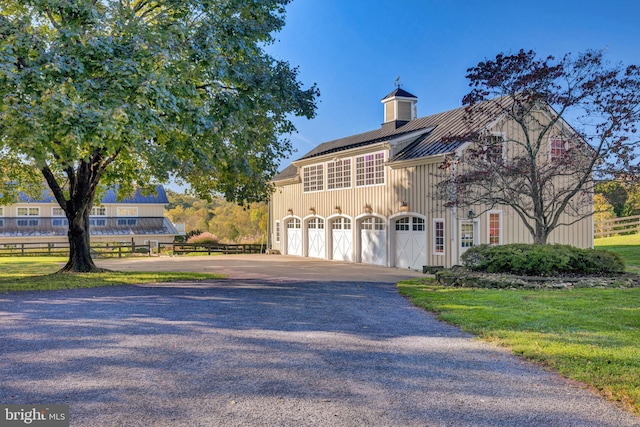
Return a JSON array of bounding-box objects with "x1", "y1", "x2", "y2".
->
[{"x1": 435, "y1": 266, "x2": 640, "y2": 289}]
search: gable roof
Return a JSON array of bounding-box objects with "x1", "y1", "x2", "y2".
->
[{"x1": 272, "y1": 97, "x2": 509, "y2": 182}]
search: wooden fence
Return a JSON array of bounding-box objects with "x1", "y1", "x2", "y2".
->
[
  {"x1": 594, "y1": 214, "x2": 640, "y2": 238},
  {"x1": 168, "y1": 243, "x2": 265, "y2": 255},
  {"x1": 0, "y1": 241, "x2": 153, "y2": 257},
  {"x1": 0, "y1": 241, "x2": 266, "y2": 257}
]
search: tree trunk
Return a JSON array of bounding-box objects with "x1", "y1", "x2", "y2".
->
[{"x1": 59, "y1": 208, "x2": 105, "y2": 273}]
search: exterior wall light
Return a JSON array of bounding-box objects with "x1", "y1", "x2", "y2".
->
[
  {"x1": 364, "y1": 203, "x2": 373, "y2": 214},
  {"x1": 287, "y1": 208, "x2": 293, "y2": 216},
  {"x1": 334, "y1": 206, "x2": 342, "y2": 214},
  {"x1": 400, "y1": 201, "x2": 409, "y2": 212},
  {"x1": 468, "y1": 210, "x2": 475, "y2": 219},
  {"x1": 309, "y1": 207, "x2": 316, "y2": 215}
]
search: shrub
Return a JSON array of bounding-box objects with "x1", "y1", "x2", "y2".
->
[
  {"x1": 187, "y1": 232, "x2": 219, "y2": 245},
  {"x1": 461, "y1": 243, "x2": 625, "y2": 276}
]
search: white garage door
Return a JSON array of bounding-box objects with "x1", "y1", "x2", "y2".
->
[
  {"x1": 360, "y1": 217, "x2": 386, "y2": 266},
  {"x1": 395, "y1": 217, "x2": 427, "y2": 270},
  {"x1": 287, "y1": 218, "x2": 302, "y2": 256},
  {"x1": 332, "y1": 217, "x2": 352, "y2": 262},
  {"x1": 307, "y1": 218, "x2": 325, "y2": 258}
]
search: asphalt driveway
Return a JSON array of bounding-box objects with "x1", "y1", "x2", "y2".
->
[{"x1": 1, "y1": 255, "x2": 638, "y2": 426}]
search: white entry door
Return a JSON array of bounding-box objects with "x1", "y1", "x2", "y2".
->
[
  {"x1": 287, "y1": 218, "x2": 302, "y2": 256},
  {"x1": 360, "y1": 217, "x2": 386, "y2": 266},
  {"x1": 395, "y1": 217, "x2": 427, "y2": 270},
  {"x1": 307, "y1": 218, "x2": 325, "y2": 258},
  {"x1": 331, "y1": 217, "x2": 352, "y2": 262}
]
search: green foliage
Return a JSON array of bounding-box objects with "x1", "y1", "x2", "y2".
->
[
  {"x1": 165, "y1": 190, "x2": 267, "y2": 243},
  {"x1": 0, "y1": 0, "x2": 317, "y2": 270},
  {"x1": 462, "y1": 243, "x2": 625, "y2": 276},
  {"x1": 595, "y1": 181, "x2": 640, "y2": 217},
  {"x1": 397, "y1": 280, "x2": 640, "y2": 415}
]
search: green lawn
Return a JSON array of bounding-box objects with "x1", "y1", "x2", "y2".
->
[
  {"x1": 398, "y1": 235, "x2": 640, "y2": 416},
  {"x1": 595, "y1": 234, "x2": 640, "y2": 273},
  {"x1": 0, "y1": 257, "x2": 225, "y2": 293}
]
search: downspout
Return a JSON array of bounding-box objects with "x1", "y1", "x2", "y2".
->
[{"x1": 267, "y1": 196, "x2": 272, "y2": 251}]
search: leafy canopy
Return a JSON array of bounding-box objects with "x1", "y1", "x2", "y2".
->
[{"x1": 0, "y1": 0, "x2": 318, "y2": 203}]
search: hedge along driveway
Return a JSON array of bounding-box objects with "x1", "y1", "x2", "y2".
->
[{"x1": 1, "y1": 255, "x2": 638, "y2": 426}]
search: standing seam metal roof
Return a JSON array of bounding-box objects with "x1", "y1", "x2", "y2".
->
[{"x1": 273, "y1": 98, "x2": 509, "y2": 182}]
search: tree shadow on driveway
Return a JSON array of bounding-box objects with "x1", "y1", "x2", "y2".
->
[{"x1": 1, "y1": 278, "x2": 638, "y2": 426}]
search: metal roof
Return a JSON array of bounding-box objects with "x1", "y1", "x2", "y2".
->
[
  {"x1": 15, "y1": 185, "x2": 170, "y2": 204},
  {"x1": 272, "y1": 99, "x2": 507, "y2": 182},
  {"x1": 0, "y1": 217, "x2": 179, "y2": 237}
]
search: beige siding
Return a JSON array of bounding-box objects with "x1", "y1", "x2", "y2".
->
[{"x1": 271, "y1": 109, "x2": 594, "y2": 268}]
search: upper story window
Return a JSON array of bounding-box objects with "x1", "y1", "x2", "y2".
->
[
  {"x1": 327, "y1": 159, "x2": 351, "y2": 190},
  {"x1": 477, "y1": 133, "x2": 505, "y2": 164},
  {"x1": 355, "y1": 152, "x2": 385, "y2": 187},
  {"x1": 275, "y1": 220, "x2": 280, "y2": 243},
  {"x1": 302, "y1": 164, "x2": 324, "y2": 193},
  {"x1": 116, "y1": 207, "x2": 138, "y2": 217},
  {"x1": 549, "y1": 136, "x2": 567, "y2": 162},
  {"x1": 0, "y1": 207, "x2": 3, "y2": 217},
  {"x1": 51, "y1": 207, "x2": 65, "y2": 217},
  {"x1": 91, "y1": 206, "x2": 107, "y2": 216},
  {"x1": 17, "y1": 207, "x2": 39, "y2": 217}
]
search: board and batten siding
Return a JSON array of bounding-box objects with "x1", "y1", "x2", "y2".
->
[{"x1": 271, "y1": 160, "x2": 452, "y2": 266}]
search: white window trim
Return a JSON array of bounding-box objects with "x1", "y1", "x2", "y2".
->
[
  {"x1": 16, "y1": 207, "x2": 40, "y2": 217},
  {"x1": 116, "y1": 207, "x2": 138, "y2": 217},
  {"x1": 275, "y1": 220, "x2": 280, "y2": 243},
  {"x1": 355, "y1": 151, "x2": 386, "y2": 188},
  {"x1": 302, "y1": 163, "x2": 325, "y2": 193},
  {"x1": 91, "y1": 206, "x2": 107, "y2": 216},
  {"x1": 51, "y1": 207, "x2": 65, "y2": 217},
  {"x1": 326, "y1": 158, "x2": 353, "y2": 191},
  {"x1": 489, "y1": 131, "x2": 507, "y2": 162},
  {"x1": 487, "y1": 210, "x2": 503, "y2": 245},
  {"x1": 433, "y1": 218, "x2": 445, "y2": 256}
]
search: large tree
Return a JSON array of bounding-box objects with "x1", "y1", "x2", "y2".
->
[
  {"x1": 438, "y1": 49, "x2": 640, "y2": 244},
  {"x1": 0, "y1": 0, "x2": 317, "y2": 271}
]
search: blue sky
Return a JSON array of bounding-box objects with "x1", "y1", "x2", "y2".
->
[{"x1": 267, "y1": 0, "x2": 640, "y2": 169}]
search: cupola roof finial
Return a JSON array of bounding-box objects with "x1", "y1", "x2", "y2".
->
[{"x1": 394, "y1": 75, "x2": 402, "y2": 89}]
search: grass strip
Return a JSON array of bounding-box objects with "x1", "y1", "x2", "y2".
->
[
  {"x1": 0, "y1": 256, "x2": 225, "y2": 293},
  {"x1": 398, "y1": 279, "x2": 640, "y2": 415}
]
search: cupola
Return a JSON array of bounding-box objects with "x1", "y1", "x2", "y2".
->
[{"x1": 381, "y1": 86, "x2": 417, "y2": 132}]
